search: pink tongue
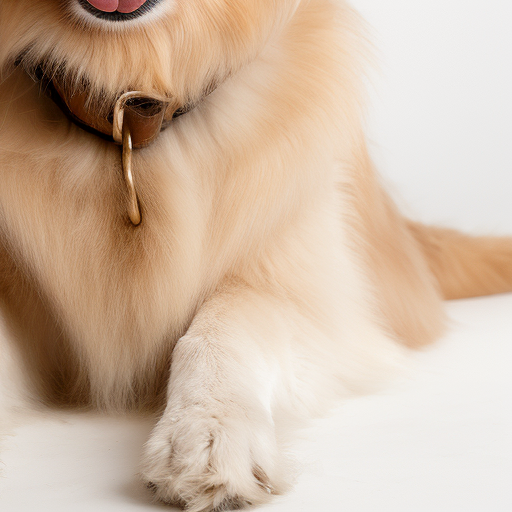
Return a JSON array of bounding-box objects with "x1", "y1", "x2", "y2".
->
[{"x1": 86, "y1": 0, "x2": 148, "y2": 14}]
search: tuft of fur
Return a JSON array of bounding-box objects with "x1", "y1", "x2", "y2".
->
[{"x1": 1, "y1": 0, "x2": 511, "y2": 509}]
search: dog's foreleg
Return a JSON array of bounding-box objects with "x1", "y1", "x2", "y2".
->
[{"x1": 142, "y1": 282, "x2": 294, "y2": 512}]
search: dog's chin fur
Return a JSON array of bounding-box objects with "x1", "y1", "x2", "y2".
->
[
  {"x1": 2, "y1": 0, "x2": 512, "y2": 510},
  {"x1": 0, "y1": 0, "x2": 301, "y2": 106}
]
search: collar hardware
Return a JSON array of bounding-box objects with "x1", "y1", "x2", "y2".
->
[
  {"x1": 121, "y1": 123, "x2": 141, "y2": 226},
  {"x1": 52, "y1": 84, "x2": 175, "y2": 226},
  {"x1": 113, "y1": 91, "x2": 174, "y2": 226}
]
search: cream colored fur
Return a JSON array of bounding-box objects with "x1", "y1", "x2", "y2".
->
[{"x1": 1, "y1": 1, "x2": 511, "y2": 510}]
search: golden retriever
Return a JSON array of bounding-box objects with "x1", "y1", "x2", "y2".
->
[{"x1": 1, "y1": 1, "x2": 511, "y2": 510}]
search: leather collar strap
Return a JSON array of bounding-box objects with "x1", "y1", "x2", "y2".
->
[{"x1": 49, "y1": 79, "x2": 184, "y2": 148}]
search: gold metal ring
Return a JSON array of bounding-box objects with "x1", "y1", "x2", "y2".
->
[{"x1": 122, "y1": 125, "x2": 141, "y2": 226}]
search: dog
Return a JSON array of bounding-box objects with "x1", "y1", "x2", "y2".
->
[{"x1": 1, "y1": 1, "x2": 511, "y2": 510}]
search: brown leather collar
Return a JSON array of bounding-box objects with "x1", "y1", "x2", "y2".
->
[{"x1": 48, "y1": 78, "x2": 187, "y2": 149}]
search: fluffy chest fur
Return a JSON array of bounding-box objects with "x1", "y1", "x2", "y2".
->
[{"x1": 0, "y1": 2, "x2": 360, "y2": 406}]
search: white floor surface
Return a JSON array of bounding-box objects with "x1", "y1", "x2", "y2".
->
[{"x1": 1, "y1": 295, "x2": 511, "y2": 512}]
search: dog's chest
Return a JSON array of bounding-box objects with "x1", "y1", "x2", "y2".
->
[{"x1": 1, "y1": 107, "x2": 210, "y2": 367}]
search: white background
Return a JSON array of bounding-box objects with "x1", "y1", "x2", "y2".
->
[
  {"x1": 357, "y1": 0, "x2": 512, "y2": 234},
  {"x1": 1, "y1": 1, "x2": 511, "y2": 511}
]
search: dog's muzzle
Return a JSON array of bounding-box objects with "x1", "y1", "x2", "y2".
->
[{"x1": 78, "y1": 0, "x2": 163, "y2": 21}]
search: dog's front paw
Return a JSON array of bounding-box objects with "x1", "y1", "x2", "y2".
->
[{"x1": 142, "y1": 407, "x2": 286, "y2": 511}]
